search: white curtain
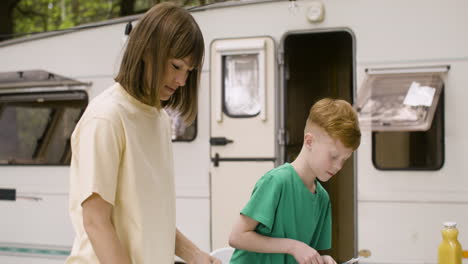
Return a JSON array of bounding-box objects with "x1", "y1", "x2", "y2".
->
[{"x1": 224, "y1": 54, "x2": 261, "y2": 116}]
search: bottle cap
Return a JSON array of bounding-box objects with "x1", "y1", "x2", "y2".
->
[{"x1": 443, "y1": 222, "x2": 457, "y2": 228}]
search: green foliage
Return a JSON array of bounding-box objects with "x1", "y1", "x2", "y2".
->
[
  {"x1": 13, "y1": 0, "x2": 121, "y2": 36},
  {"x1": 12, "y1": 0, "x2": 218, "y2": 37}
]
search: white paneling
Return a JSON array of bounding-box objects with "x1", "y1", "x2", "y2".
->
[
  {"x1": 0, "y1": 194, "x2": 72, "y2": 246},
  {"x1": 173, "y1": 71, "x2": 210, "y2": 198},
  {"x1": 358, "y1": 202, "x2": 468, "y2": 264},
  {"x1": 176, "y1": 198, "x2": 211, "y2": 252},
  {"x1": 211, "y1": 162, "x2": 275, "y2": 249}
]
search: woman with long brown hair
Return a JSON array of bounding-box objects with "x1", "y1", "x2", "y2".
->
[{"x1": 66, "y1": 3, "x2": 219, "y2": 263}]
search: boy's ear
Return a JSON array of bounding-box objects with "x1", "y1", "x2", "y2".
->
[{"x1": 304, "y1": 132, "x2": 314, "y2": 150}]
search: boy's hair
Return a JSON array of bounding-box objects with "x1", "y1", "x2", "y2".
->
[
  {"x1": 115, "y1": 2, "x2": 204, "y2": 123},
  {"x1": 306, "y1": 98, "x2": 361, "y2": 150}
]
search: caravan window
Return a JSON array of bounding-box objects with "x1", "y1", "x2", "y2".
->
[
  {"x1": 0, "y1": 91, "x2": 87, "y2": 165},
  {"x1": 372, "y1": 91, "x2": 444, "y2": 170},
  {"x1": 222, "y1": 54, "x2": 261, "y2": 117},
  {"x1": 211, "y1": 38, "x2": 268, "y2": 122},
  {"x1": 357, "y1": 66, "x2": 447, "y2": 170},
  {"x1": 166, "y1": 108, "x2": 197, "y2": 142}
]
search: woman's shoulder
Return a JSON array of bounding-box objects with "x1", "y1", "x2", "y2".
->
[{"x1": 79, "y1": 84, "x2": 125, "y2": 124}]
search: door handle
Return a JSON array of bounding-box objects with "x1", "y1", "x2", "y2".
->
[
  {"x1": 0, "y1": 188, "x2": 15, "y2": 201},
  {"x1": 0, "y1": 188, "x2": 42, "y2": 201},
  {"x1": 211, "y1": 153, "x2": 275, "y2": 167},
  {"x1": 210, "y1": 137, "x2": 234, "y2": 146},
  {"x1": 212, "y1": 153, "x2": 220, "y2": 167}
]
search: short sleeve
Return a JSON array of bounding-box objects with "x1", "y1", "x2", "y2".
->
[
  {"x1": 313, "y1": 201, "x2": 332, "y2": 250},
  {"x1": 240, "y1": 175, "x2": 282, "y2": 232},
  {"x1": 71, "y1": 118, "x2": 123, "y2": 206}
]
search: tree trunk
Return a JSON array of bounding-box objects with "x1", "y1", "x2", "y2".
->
[
  {"x1": 0, "y1": 0, "x2": 21, "y2": 41},
  {"x1": 120, "y1": 0, "x2": 136, "y2": 16},
  {"x1": 71, "y1": 0, "x2": 80, "y2": 24}
]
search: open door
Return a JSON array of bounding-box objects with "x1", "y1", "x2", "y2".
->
[
  {"x1": 210, "y1": 37, "x2": 276, "y2": 249},
  {"x1": 281, "y1": 30, "x2": 355, "y2": 263}
]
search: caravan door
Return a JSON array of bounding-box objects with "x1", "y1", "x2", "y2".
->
[{"x1": 209, "y1": 37, "x2": 276, "y2": 249}]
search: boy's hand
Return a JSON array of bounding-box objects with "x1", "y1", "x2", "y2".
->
[
  {"x1": 289, "y1": 241, "x2": 323, "y2": 264},
  {"x1": 322, "y1": 255, "x2": 337, "y2": 264},
  {"x1": 189, "y1": 250, "x2": 221, "y2": 264}
]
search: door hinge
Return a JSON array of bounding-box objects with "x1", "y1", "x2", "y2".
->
[
  {"x1": 278, "y1": 51, "x2": 284, "y2": 66},
  {"x1": 277, "y1": 128, "x2": 286, "y2": 146}
]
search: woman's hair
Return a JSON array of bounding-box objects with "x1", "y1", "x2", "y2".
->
[
  {"x1": 115, "y1": 2, "x2": 204, "y2": 123},
  {"x1": 306, "y1": 98, "x2": 361, "y2": 150}
]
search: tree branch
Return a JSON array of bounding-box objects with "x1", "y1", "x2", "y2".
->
[{"x1": 16, "y1": 5, "x2": 47, "y2": 18}]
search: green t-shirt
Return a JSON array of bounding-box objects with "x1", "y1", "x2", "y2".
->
[{"x1": 230, "y1": 163, "x2": 332, "y2": 264}]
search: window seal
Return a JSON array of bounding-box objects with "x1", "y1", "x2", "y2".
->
[
  {"x1": 0, "y1": 90, "x2": 88, "y2": 166},
  {"x1": 371, "y1": 90, "x2": 445, "y2": 171},
  {"x1": 221, "y1": 54, "x2": 261, "y2": 118},
  {"x1": 356, "y1": 65, "x2": 449, "y2": 132},
  {"x1": 0, "y1": 70, "x2": 90, "y2": 90},
  {"x1": 171, "y1": 117, "x2": 198, "y2": 143}
]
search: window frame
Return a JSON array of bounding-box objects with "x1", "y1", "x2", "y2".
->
[
  {"x1": 212, "y1": 38, "x2": 267, "y2": 122},
  {"x1": 221, "y1": 54, "x2": 261, "y2": 118},
  {"x1": 356, "y1": 65, "x2": 448, "y2": 132},
  {"x1": 0, "y1": 90, "x2": 88, "y2": 166},
  {"x1": 168, "y1": 111, "x2": 197, "y2": 143},
  {"x1": 371, "y1": 89, "x2": 445, "y2": 171},
  {"x1": 357, "y1": 65, "x2": 449, "y2": 171}
]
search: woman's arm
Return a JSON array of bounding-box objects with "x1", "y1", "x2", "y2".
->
[
  {"x1": 229, "y1": 214, "x2": 324, "y2": 264},
  {"x1": 82, "y1": 193, "x2": 131, "y2": 264},
  {"x1": 175, "y1": 229, "x2": 220, "y2": 264}
]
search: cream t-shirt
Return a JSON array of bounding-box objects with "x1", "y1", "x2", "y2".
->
[{"x1": 66, "y1": 83, "x2": 176, "y2": 264}]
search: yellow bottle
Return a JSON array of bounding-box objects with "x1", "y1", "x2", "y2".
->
[{"x1": 438, "y1": 222, "x2": 462, "y2": 264}]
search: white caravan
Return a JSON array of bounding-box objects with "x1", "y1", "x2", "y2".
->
[{"x1": 0, "y1": 0, "x2": 467, "y2": 263}]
